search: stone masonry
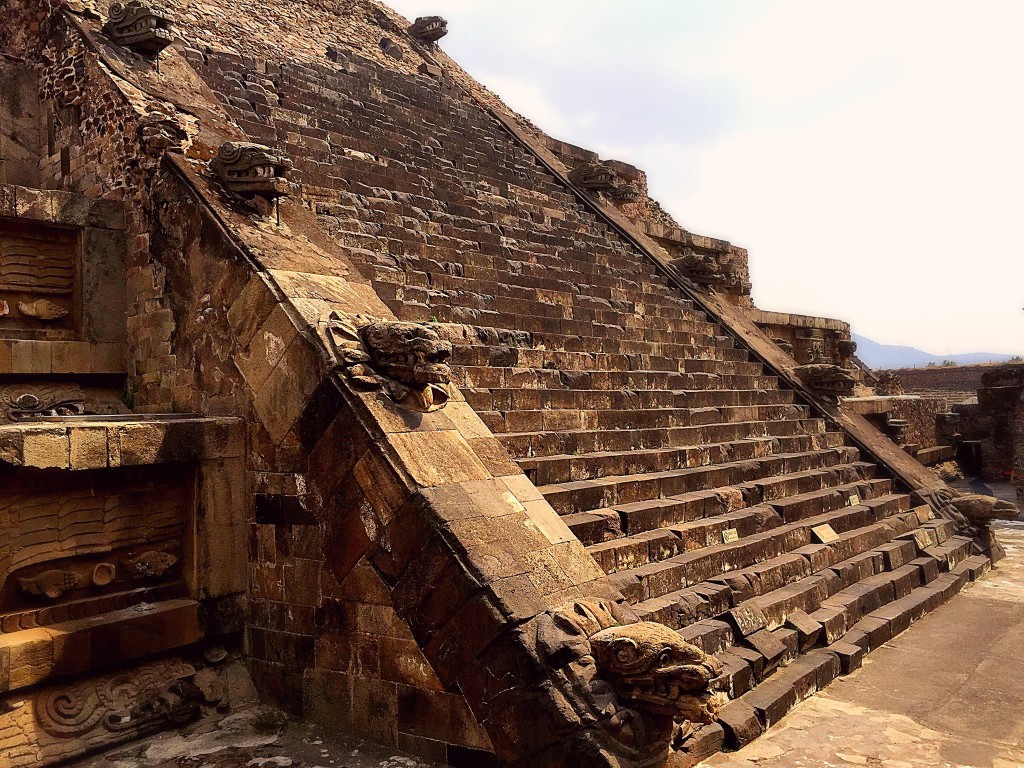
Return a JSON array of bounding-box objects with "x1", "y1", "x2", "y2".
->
[{"x1": 0, "y1": 2, "x2": 1012, "y2": 768}]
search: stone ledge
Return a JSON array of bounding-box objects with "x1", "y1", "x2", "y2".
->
[
  {"x1": 0, "y1": 598, "x2": 200, "y2": 694},
  {"x1": 0, "y1": 340, "x2": 127, "y2": 374},
  {"x1": 747, "y1": 308, "x2": 851, "y2": 334},
  {"x1": 0, "y1": 183, "x2": 126, "y2": 230},
  {"x1": 0, "y1": 416, "x2": 244, "y2": 469}
]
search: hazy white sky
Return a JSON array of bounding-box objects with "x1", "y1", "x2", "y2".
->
[{"x1": 387, "y1": 1, "x2": 1024, "y2": 355}]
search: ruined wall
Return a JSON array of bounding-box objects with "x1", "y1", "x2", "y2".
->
[
  {"x1": 961, "y1": 365, "x2": 1024, "y2": 497},
  {"x1": 887, "y1": 398, "x2": 947, "y2": 449},
  {"x1": 884, "y1": 365, "x2": 990, "y2": 404}
]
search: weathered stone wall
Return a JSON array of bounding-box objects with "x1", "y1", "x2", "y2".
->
[
  {"x1": 887, "y1": 397, "x2": 946, "y2": 449},
  {"x1": 963, "y1": 365, "x2": 1024, "y2": 498},
  {"x1": 0, "y1": 58, "x2": 43, "y2": 187},
  {"x1": 1, "y1": 9, "x2": 182, "y2": 411},
  {"x1": 883, "y1": 365, "x2": 991, "y2": 403}
]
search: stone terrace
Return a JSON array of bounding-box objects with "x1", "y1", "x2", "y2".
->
[{"x1": 183, "y1": 42, "x2": 988, "y2": 750}]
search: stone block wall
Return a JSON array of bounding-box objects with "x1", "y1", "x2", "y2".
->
[
  {"x1": 959, "y1": 365, "x2": 1024, "y2": 498},
  {"x1": 883, "y1": 364, "x2": 991, "y2": 405}
]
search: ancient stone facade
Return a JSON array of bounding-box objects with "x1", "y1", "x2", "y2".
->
[{"x1": 0, "y1": 2, "x2": 1006, "y2": 767}]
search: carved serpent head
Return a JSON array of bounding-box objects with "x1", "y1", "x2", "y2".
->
[
  {"x1": 590, "y1": 621, "x2": 724, "y2": 722},
  {"x1": 794, "y1": 363, "x2": 856, "y2": 399},
  {"x1": 326, "y1": 313, "x2": 454, "y2": 412},
  {"x1": 359, "y1": 321, "x2": 453, "y2": 388},
  {"x1": 210, "y1": 142, "x2": 292, "y2": 199},
  {"x1": 103, "y1": 1, "x2": 175, "y2": 56},
  {"x1": 410, "y1": 16, "x2": 449, "y2": 43}
]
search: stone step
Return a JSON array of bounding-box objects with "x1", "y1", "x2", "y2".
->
[
  {"x1": 480, "y1": 402, "x2": 810, "y2": 435},
  {"x1": 453, "y1": 365, "x2": 780, "y2": 392},
  {"x1": 582, "y1": 468, "x2": 881, "y2": 542},
  {"x1": 538, "y1": 448, "x2": 861, "y2": 516},
  {"x1": 524, "y1": 432, "x2": 849, "y2": 488},
  {"x1": 499, "y1": 418, "x2": 829, "y2": 459},
  {"x1": 587, "y1": 479, "x2": 895, "y2": 576},
  {"x1": 463, "y1": 386, "x2": 796, "y2": 413},
  {"x1": 605, "y1": 499, "x2": 916, "y2": 604},
  {"x1": 453, "y1": 343, "x2": 750, "y2": 374},
  {"x1": 713, "y1": 550, "x2": 989, "y2": 750}
]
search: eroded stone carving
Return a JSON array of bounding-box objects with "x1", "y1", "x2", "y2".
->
[
  {"x1": 138, "y1": 114, "x2": 189, "y2": 156},
  {"x1": 18, "y1": 299, "x2": 69, "y2": 321},
  {"x1": 591, "y1": 621, "x2": 724, "y2": 723},
  {"x1": 669, "y1": 248, "x2": 734, "y2": 288},
  {"x1": 0, "y1": 228, "x2": 76, "y2": 296},
  {"x1": 409, "y1": 16, "x2": 448, "y2": 43},
  {"x1": 102, "y1": 1, "x2": 175, "y2": 57},
  {"x1": 92, "y1": 563, "x2": 117, "y2": 587},
  {"x1": 943, "y1": 491, "x2": 1019, "y2": 525},
  {"x1": 326, "y1": 312, "x2": 453, "y2": 412},
  {"x1": 837, "y1": 338, "x2": 858, "y2": 368},
  {"x1": 570, "y1": 162, "x2": 619, "y2": 194},
  {"x1": 18, "y1": 569, "x2": 81, "y2": 600},
  {"x1": 794, "y1": 364, "x2": 856, "y2": 401},
  {"x1": 0, "y1": 384, "x2": 87, "y2": 421},
  {"x1": 536, "y1": 599, "x2": 724, "y2": 767},
  {"x1": 123, "y1": 550, "x2": 178, "y2": 578},
  {"x1": 35, "y1": 659, "x2": 199, "y2": 739},
  {"x1": 875, "y1": 370, "x2": 904, "y2": 396},
  {"x1": 210, "y1": 142, "x2": 292, "y2": 200},
  {"x1": 773, "y1": 337, "x2": 795, "y2": 356}
]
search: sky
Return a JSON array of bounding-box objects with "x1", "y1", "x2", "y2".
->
[{"x1": 385, "y1": 0, "x2": 1024, "y2": 356}]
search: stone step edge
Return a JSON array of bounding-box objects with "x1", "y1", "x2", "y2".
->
[{"x1": 714, "y1": 555, "x2": 990, "y2": 751}]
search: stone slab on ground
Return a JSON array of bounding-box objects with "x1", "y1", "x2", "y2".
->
[{"x1": 702, "y1": 520, "x2": 1024, "y2": 768}]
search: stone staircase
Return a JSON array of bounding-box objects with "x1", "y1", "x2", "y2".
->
[{"x1": 183, "y1": 41, "x2": 988, "y2": 759}]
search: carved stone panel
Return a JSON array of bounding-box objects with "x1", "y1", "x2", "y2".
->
[
  {"x1": 0, "y1": 465, "x2": 190, "y2": 620},
  {"x1": 0, "y1": 219, "x2": 79, "y2": 339},
  {"x1": 0, "y1": 658, "x2": 200, "y2": 768}
]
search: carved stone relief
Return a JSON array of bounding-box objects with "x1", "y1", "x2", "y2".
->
[
  {"x1": 0, "y1": 383, "x2": 87, "y2": 421},
  {"x1": 669, "y1": 248, "x2": 738, "y2": 288},
  {"x1": 210, "y1": 142, "x2": 292, "y2": 200},
  {"x1": 535, "y1": 599, "x2": 725, "y2": 767},
  {"x1": 102, "y1": 1, "x2": 175, "y2": 57},
  {"x1": 325, "y1": 312, "x2": 453, "y2": 412},
  {"x1": 836, "y1": 338, "x2": 858, "y2": 368},
  {"x1": 0, "y1": 220, "x2": 78, "y2": 336},
  {"x1": 0, "y1": 658, "x2": 201, "y2": 768},
  {"x1": 875, "y1": 370, "x2": 904, "y2": 396},
  {"x1": 793, "y1": 363, "x2": 856, "y2": 401},
  {"x1": 0, "y1": 466, "x2": 188, "y2": 614},
  {"x1": 409, "y1": 16, "x2": 449, "y2": 43}
]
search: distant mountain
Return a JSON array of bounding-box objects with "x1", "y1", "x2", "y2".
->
[{"x1": 853, "y1": 333, "x2": 1018, "y2": 370}]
